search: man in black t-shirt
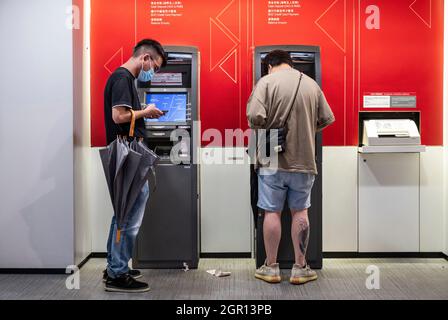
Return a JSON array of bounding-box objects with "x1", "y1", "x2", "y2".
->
[{"x1": 103, "y1": 39, "x2": 166, "y2": 293}]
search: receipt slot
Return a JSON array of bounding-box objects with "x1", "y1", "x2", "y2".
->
[
  {"x1": 133, "y1": 46, "x2": 200, "y2": 269},
  {"x1": 359, "y1": 111, "x2": 425, "y2": 153},
  {"x1": 253, "y1": 45, "x2": 323, "y2": 269}
]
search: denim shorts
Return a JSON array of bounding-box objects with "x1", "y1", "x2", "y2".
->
[{"x1": 257, "y1": 169, "x2": 315, "y2": 212}]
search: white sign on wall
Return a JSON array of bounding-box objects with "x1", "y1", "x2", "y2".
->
[{"x1": 363, "y1": 95, "x2": 391, "y2": 108}]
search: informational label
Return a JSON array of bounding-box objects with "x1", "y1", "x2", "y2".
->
[
  {"x1": 267, "y1": 0, "x2": 301, "y2": 25},
  {"x1": 390, "y1": 96, "x2": 417, "y2": 108},
  {"x1": 150, "y1": 1, "x2": 184, "y2": 25},
  {"x1": 151, "y1": 73, "x2": 183, "y2": 86},
  {"x1": 363, "y1": 95, "x2": 391, "y2": 108},
  {"x1": 363, "y1": 93, "x2": 417, "y2": 109}
]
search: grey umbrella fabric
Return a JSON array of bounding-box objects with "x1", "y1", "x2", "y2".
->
[
  {"x1": 113, "y1": 140, "x2": 142, "y2": 231},
  {"x1": 99, "y1": 139, "x2": 118, "y2": 202},
  {"x1": 99, "y1": 110, "x2": 158, "y2": 243},
  {"x1": 124, "y1": 139, "x2": 159, "y2": 219}
]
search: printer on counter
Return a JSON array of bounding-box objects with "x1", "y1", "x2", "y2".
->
[{"x1": 359, "y1": 112, "x2": 426, "y2": 153}]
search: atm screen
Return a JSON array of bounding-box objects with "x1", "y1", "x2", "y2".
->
[{"x1": 145, "y1": 93, "x2": 187, "y2": 123}]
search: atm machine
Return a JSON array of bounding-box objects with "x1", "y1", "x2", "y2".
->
[
  {"x1": 133, "y1": 46, "x2": 200, "y2": 269},
  {"x1": 253, "y1": 45, "x2": 323, "y2": 269}
]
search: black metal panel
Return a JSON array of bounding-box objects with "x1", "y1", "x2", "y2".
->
[
  {"x1": 254, "y1": 45, "x2": 322, "y2": 85},
  {"x1": 254, "y1": 45, "x2": 323, "y2": 269},
  {"x1": 134, "y1": 165, "x2": 198, "y2": 269}
]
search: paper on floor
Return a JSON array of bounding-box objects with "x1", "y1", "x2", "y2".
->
[{"x1": 206, "y1": 269, "x2": 231, "y2": 277}]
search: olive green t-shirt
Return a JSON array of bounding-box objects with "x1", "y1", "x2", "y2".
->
[{"x1": 247, "y1": 68, "x2": 335, "y2": 175}]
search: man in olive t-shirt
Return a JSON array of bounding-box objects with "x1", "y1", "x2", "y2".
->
[{"x1": 247, "y1": 50, "x2": 335, "y2": 285}]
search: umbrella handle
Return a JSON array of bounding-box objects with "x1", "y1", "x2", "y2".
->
[
  {"x1": 116, "y1": 229, "x2": 121, "y2": 244},
  {"x1": 129, "y1": 109, "x2": 135, "y2": 137}
]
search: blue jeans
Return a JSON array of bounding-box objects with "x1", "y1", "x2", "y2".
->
[{"x1": 106, "y1": 182, "x2": 150, "y2": 278}]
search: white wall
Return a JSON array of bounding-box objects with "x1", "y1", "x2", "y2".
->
[
  {"x1": 74, "y1": 0, "x2": 93, "y2": 265},
  {"x1": 90, "y1": 149, "x2": 114, "y2": 253},
  {"x1": 322, "y1": 147, "x2": 358, "y2": 252},
  {"x1": 0, "y1": 0, "x2": 93, "y2": 268},
  {"x1": 200, "y1": 148, "x2": 252, "y2": 254},
  {"x1": 70, "y1": 0, "x2": 111, "y2": 255},
  {"x1": 420, "y1": 148, "x2": 444, "y2": 252},
  {"x1": 0, "y1": 0, "x2": 75, "y2": 268}
]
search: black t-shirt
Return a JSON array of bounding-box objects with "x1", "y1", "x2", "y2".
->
[{"x1": 104, "y1": 67, "x2": 146, "y2": 145}]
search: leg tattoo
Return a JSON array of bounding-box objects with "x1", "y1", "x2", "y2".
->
[{"x1": 297, "y1": 216, "x2": 310, "y2": 266}]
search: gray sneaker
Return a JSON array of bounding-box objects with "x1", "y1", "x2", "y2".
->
[
  {"x1": 255, "y1": 262, "x2": 281, "y2": 283},
  {"x1": 290, "y1": 264, "x2": 318, "y2": 285}
]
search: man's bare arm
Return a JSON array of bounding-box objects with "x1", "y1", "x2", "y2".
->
[{"x1": 112, "y1": 105, "x2": 163, "y2": 124}]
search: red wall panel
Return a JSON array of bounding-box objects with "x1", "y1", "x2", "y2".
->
[
  {"x1": 358, "y1": 0, "x2": 444, "y2": 146},
  {"x1": 90, "y1": 0, "x2": 443, "y2": 147}
]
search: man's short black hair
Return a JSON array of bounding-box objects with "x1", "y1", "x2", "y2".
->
[
  {"x1": 262, "y1": 50, "x2": 293, "y2": 68},
  {"x1": 133, "y1": 39, "x2": 167, "y2": 67}
]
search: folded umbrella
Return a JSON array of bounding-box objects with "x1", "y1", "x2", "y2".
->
[
  {"x1": 113, "y1": 138, "x2": 142, "y2": 242},
  {"x1": 99, "y1": 110, "x2": 154, "y2": 243}
]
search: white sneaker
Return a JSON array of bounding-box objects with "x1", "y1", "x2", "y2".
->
[
  {"x1": 290, "y1": 264, "x2": 318, "y2": 285},
  {"x1": 255, "y1": 262, "x2": 281, "y2": 283}
]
